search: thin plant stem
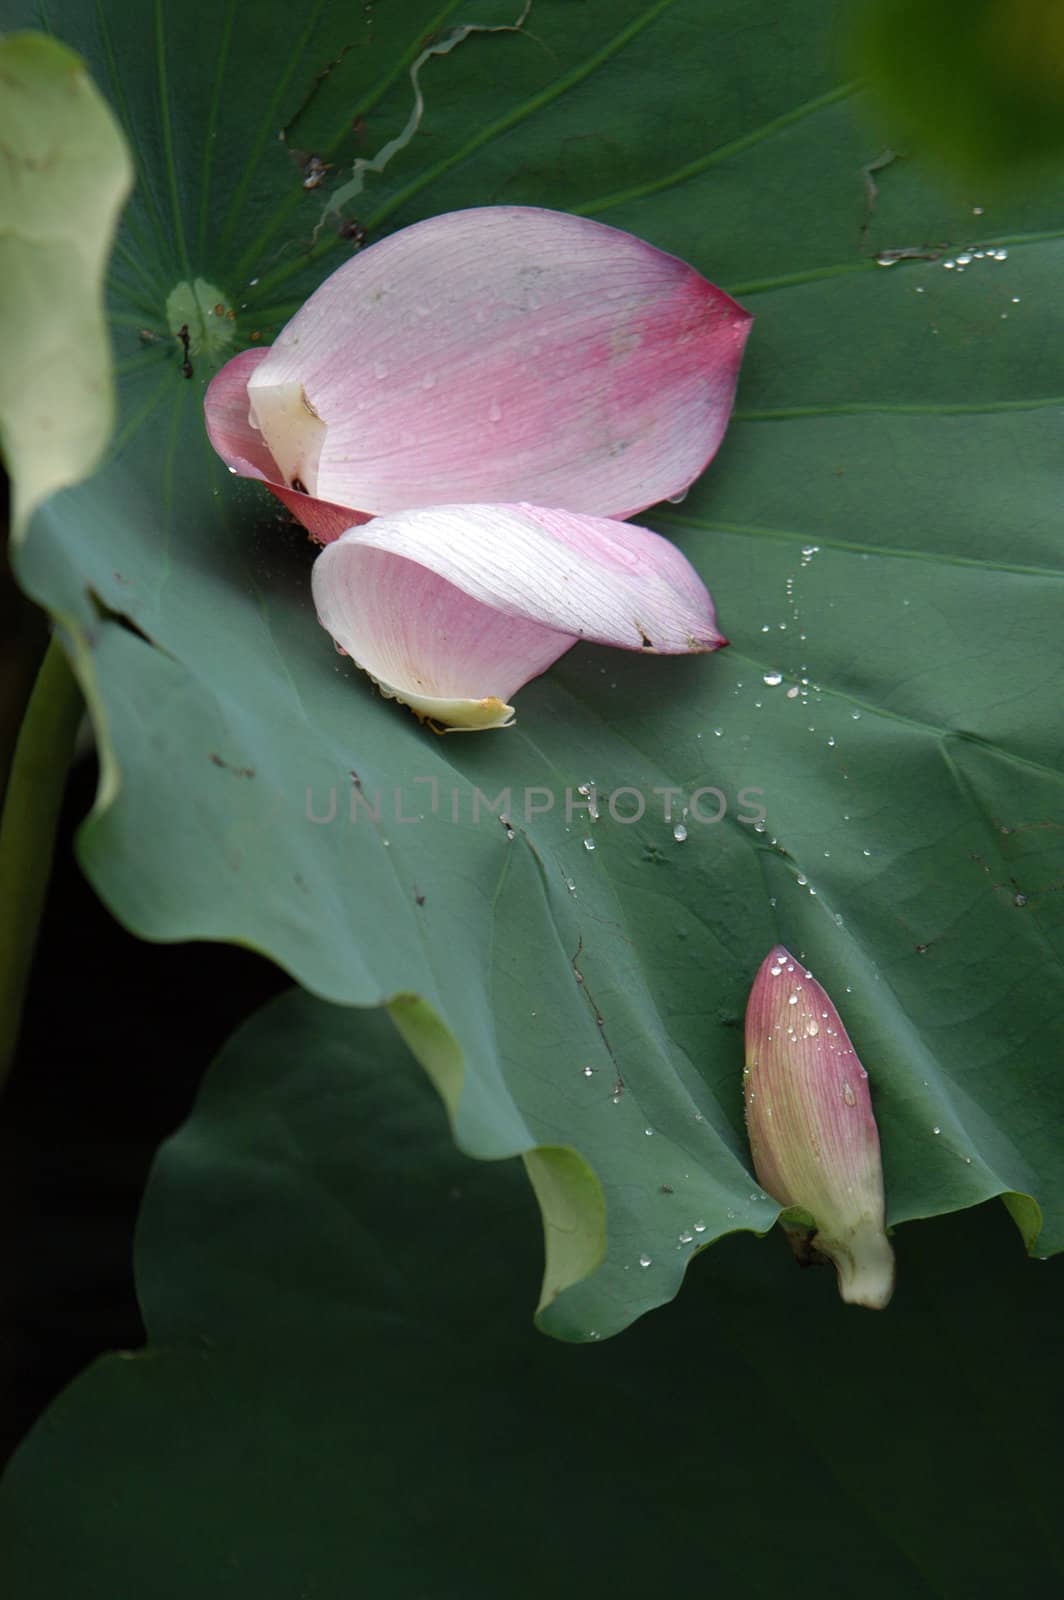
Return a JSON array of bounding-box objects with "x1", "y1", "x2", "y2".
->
[{"x1": 0, "y1": 633, "x2": 84, "y2": 1090}]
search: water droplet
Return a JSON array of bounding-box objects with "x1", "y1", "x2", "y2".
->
[
  {"x1": 932, "y1": 1125, "x2": 941, "y2": 1135},
  {"x1": 1014, "y1": 892, "x2": 1028, "y2": 907},
  {"x1": 713, "y1": 727, "x2": 723, "y2": 738},
  {"x1": 788, "y1": 994, "x2": 799, "y2": 1006},
  {"x1": 827, "y1": 736, "x2": 836, "y2": 748},
  {"x1": 761, "y1": 624, "x2": 771, "y2": 633},
  {"x1": 582, "y1": 1065, "x2": 594, "y2": 1077},
  {"x1": 1011, "y1": 296, "x2": 1021, "y2": 304},
  {"x1": 972, "y1": 205, "x2": 984, "y2": 215},
  {"x1": 786, "y1": 685, "x2": 800, "y2": 699},
  {"x1": 763, "y1": 670, "x2": 783, "y2": 687},
  {"x1": 805, "y1": 1019, "x2": 820, "y2": 1037},
  {"x1": 942, "y1": 259, "x2": 956, "y2": 270},
  {"x1": 796, "y1": 874, "x2": 808, "y2": 886},
  {"x1": 638, "y1": 1254, "x2": 652, "y2": 1268},
  {"x1": 851, "y1": 710, "x2": 861, "y2": 721},
  {"x1": 693, "y1": 1220, "x2": 706, "y2": 1233},
  {"x1": 673, "y1": 823, "x2": 688, "y2": 843},
  {"x1": 666, "y1": 487, "x2": 688, "y2": 505},
  {"x1": 582, "y1": 837, "x2": 595, "y2": 852},
  {"x1": 644, "y1": 1126, "x2": 654, "y2": 1137},
  {"x1": 993, "y1": 248, "x2": 1008, "y2": 261},
  {"x1": 956, "y1": 253, "x2": 972, "y2": 266},
  {"x1": 678, "y1": 1230, "x2": 694, "y2": 1244},
  {"x1": 842, "y1": 1082, "x2": 856, "y2": 1105},
  {"x1": 862, "y1": 849, "x2": 872, "y2": 858}
]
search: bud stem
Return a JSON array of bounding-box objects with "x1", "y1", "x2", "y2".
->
[{"x1": 819, "y1": 1218, "x2": 896, "y2": 1310}]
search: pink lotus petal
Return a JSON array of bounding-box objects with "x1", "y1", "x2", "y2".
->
[
  {"x1": 312, "y1": 502, "x2": 725, "y2": 729},
  {"x1": 203, "y1": 348, "x2": 368, "y2": 544},
  {"x1": 316, "y1": 546, "x2": 575, "y2": 730},
  {"x1": 205, "y1": 207, "x2": 752, "y2": 539}
]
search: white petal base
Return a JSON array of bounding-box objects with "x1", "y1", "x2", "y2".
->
[
  {"x1": 820, "y1": 1219, "x2": 896, "y2": 1311},
  {"x1": 245, "y1": 376, "x2": 326, "y2": 494},
  {"x1": 367, "y1": 672, "x2": 516, "y2": 733}
]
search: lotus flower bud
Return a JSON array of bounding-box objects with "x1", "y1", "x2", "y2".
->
[{"x1": 743, "y1": 946, "x2": 895, "y2": 1309}]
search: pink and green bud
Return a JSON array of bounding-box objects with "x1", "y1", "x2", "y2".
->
[{"x1": 743, "y1": 946, "x2": 895, "y2": 1309}]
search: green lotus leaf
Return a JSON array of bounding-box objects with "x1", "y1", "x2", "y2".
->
[
  {"x1": 1, "y1": 989, "x2": 1060, "y2": 1595},
  {"x1": 6, "y1": 0, "x2": 1062, "y2": 1338},
  {"x1": 0, "y1": 30, "x2": 132, "y2": 538}
]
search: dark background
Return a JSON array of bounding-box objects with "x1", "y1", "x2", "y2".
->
[{"x1": 0, "y1": 753, "x2": 286, "y2": 1467}]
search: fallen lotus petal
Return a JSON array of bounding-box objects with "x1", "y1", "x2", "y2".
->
[
  {"x1": 743, "y1": 946, "x2": 895, "y2": 1309},
  {"x1": 205, "y1": 206, "x2": 752, "y2": 540},
  {"x1": 311, "y1": 501, "x2": 727, "y2": 730}
]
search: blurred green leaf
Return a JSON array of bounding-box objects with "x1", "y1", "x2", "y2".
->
[
  {"x1": 1, "y1": 989, "x2": 1060, "y2": 1596},
  {"x1": 852, "y1": 0, "x2": 1064, "y2": 180},
  {"x1": 0, "y1": 31, "x2": 131, "y2": 539},
  {"x1": 6, "y1": 0, "x2": 1063, "y2": 1336}
]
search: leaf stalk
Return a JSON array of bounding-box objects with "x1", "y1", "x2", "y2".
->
[{"x1": 0, "y1": 633, "x2": 84, "y2": 1089}]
